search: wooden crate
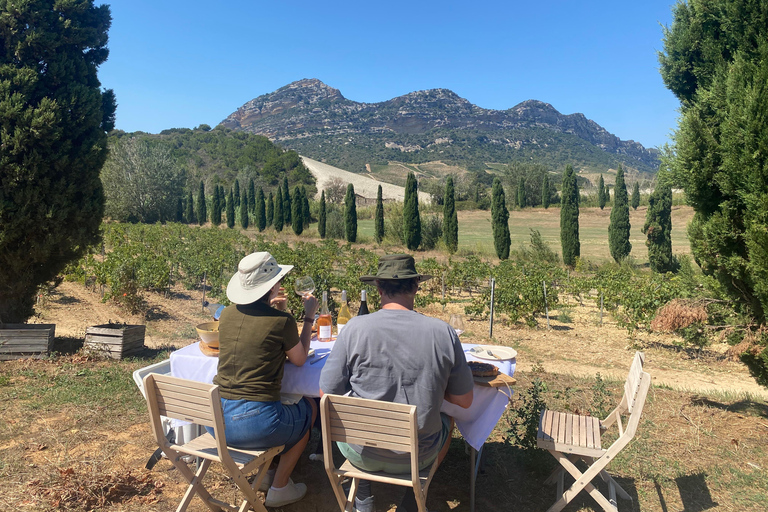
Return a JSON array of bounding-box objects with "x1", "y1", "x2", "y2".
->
[
  {"x1": 0, "y1": 324, "x2": 56, "y2": 360},
  {"x1": 84, "y1": 324, "x2": 146, "y2": 360}
]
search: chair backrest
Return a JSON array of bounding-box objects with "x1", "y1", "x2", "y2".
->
[
  {"x1": 322, "y1": 394, "x2": 418, "y2": 453},
  {"x1": 143, "y1": 373, "x2": 227, "y2": 453},
  {"x1": 623, "y1": 351, "x2": 646, "y2": 414}
]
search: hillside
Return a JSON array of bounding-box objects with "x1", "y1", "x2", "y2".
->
[{"x1": 220, "y1": 79, "x2": 660, "y2": 176}]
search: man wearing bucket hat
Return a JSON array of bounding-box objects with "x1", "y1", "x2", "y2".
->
[
  {"x1": 214, "y1": 252, "x2": 318, "y2": 507},
  {"x1": 320, "y1": 254, "x2": 474, "y2": 512}
]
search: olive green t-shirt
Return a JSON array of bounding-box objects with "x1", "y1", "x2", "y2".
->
[{"x1": 213, "y1": 301, "x2": 300, "y2": 402}]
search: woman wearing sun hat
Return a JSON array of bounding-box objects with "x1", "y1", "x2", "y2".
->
[{"x1": 213, "y1": 252, "x2": 318, "y2": 507}]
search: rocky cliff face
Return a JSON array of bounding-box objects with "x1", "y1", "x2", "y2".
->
[{"x1": 221, "y1": 78, "x2": 659, "y2": 173}]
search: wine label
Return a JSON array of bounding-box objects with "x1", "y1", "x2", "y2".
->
[
  {"x1": 319, "y1": 325, "x2": 332, "y2": 339},
  {"x1": 337, "y1": 322, "x2": 346, "y2": 335}
]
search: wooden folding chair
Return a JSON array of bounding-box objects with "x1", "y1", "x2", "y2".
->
[
  {"x1": 320, "y1": 394, "x2": 440, "y2": 512},
  {"x1": 537, "y1": 351, "x2": 650, "y2": 512},
  {"x1": 143, "y1": 373, "x2": 283, "y2": 512}
]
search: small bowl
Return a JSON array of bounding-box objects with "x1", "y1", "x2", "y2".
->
[{"x1": 196, "y1": 321, "x2": 219, "y2": 348}]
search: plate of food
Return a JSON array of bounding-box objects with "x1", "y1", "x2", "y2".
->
[
  {"x1": 467, "y1": 360, "x2": 517, "y2": 388},
  {"x1": 466, "y1": 345, "x2": 517, "y2": 361}
]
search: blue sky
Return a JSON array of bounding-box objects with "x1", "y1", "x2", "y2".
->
[{"x1": 99, "y1": 0, "x2": 679, "y2": 149}]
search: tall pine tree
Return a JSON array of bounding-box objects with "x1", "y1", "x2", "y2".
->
[
  {"x1": 609, "y1": 165, "x2": 631, "y2": 262},
  {"x1": 233, "y1": 179, "x2": 240, "y2": 208},
  {"x1": 175, "y1": 197, "x2": 184, "y2": 222},
  {"x1": 240, "y1": 189, "x2": 249, "y2": 229},
  {"x1": 185, "y1": 191, "x2": 194, "y2": 224},
  {"x1": 256, "y1": 187, "x2": 266, "y2": 232},
  {"x1": 403, "y1": 172, "x2": 421, "y2": 250},
  {"x1": 374, "y1": 185, "x2": 385, "y2": 243},
  {"x1": 0, "y1": 0, "x2": 118, "y2": 321},
  {"x1": 560, "y1": 165, "x2": 580, "y2": 267},
  {"x1": 292, "y1": 186, "x2": 304, "y2": 235},
  {"x1": 248, "y1": 178, "x2": 256, "y2": 213},
  {"x1": 631, "y1": 181, "x2": 640, "y2": 210},
  {"x1": 318, "y1": 190, "x2": 327, "y2": 239},
  {"x1": 444, "y1": 176, "x2": 458, "y2": 253},
  {"x1": 282, "y1": 176, "x2": 291, "y2": 227},
  {"x1": 226, "y1": 189, "x2": 235, "y2": 228},
  {"x1": 274, "y1": 187, "x2": 284, "y2": 232},
  {"x1": 345, "y1": 183, "x2": 357, "y2": 243},
  {"x1": 643, "y1": 177, "x2": 678, "y2": 273},
  {"x1": 542, "y1": 174, "x2": 551, "y2": 209},
  {"x1": 302, "y1": 186, "x2": 310, "y2": 228},
  {"x1": 517, "y1": 178, "x2": 526, "y2": 209},
  {"x1": 491, "y1": 178, "x2": 510, "y2": 260},
  {"x1": 210, "y1": 185, "x2": 222, "y2": 226},
  {"x1": 267, "y1": 191, "x2": 274, "y2": 227},
  {"x1": 196, "y1": 181, "x2": 207, "y2": 226},
  {"x1": 597, "y1": 174, "x2": 607, "y2": 209}
]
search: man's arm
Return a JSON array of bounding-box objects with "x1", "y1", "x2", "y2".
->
[{"x1": 445, "y1": 389, "x2": 473, "y2": 409}]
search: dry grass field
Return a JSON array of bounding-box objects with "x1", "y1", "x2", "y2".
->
[{"x1": 1, "y1": 276, "x2": 767, "y2": 512}]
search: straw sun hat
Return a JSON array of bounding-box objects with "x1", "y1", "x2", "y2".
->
[{"x1": 226, "y1": 252, "x2": 293, "y2": 305}]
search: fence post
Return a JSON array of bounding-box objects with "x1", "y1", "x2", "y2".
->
[
  {"x1": 600, "y1": 292, "x2": 604, "y2": 326},
  {"x1": 442, "y1": 272, "x2": 446, "y2": 302},
  {"x1": 489, "y1": 277, "x2": 496, "y2": 339},
  {"x1": 543, "y1": 280, "x2": 550, "y2": 329},
  {"x1": 201, "y1": 272, "x2": 207, "y2": 312}
]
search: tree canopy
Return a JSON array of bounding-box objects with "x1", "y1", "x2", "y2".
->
[
  {"x1": 560, "y1": 165, "x2": 580, "y2": 266},
  {"x1": 0, "y1": 0, "x2": 115, "y2": 322}
]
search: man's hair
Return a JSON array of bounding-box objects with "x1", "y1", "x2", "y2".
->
[{"x1": 376, "y1": 278, "x2": 418, "y2": 298}]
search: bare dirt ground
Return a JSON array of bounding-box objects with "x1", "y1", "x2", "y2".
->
[
  {"x1": 6, "y1": 281, "x2": 766, "y2": 511},
  {"x1": 34, "y1": 281, "x2": 768, "y2": 400}
]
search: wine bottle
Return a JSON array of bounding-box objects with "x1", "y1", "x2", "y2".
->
[
  {"x1": 358, "y1": 290, "x2": 370, "y2": 316},
  {"x1": 317, "y1": 291, "x2": 332, "y2": 341},
  {"x1": 336, "y1": 290, "x2": 352, "y2": 335}
]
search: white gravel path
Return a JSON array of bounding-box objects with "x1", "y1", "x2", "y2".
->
[{"x1": 301, "y1": 156, "x2": 431, "y2": 203}]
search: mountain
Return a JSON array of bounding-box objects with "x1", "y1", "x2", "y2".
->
[{"x1": 220, "y1": 78, "x2": 660, "y2": 176}]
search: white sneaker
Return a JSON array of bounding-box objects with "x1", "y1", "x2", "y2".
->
[
  {"x1": 257, "y1": 468, "x2": 275, "y2": 492},
  {"x1": 264, "y1": 479, "x2": 307, "y2": 507}
]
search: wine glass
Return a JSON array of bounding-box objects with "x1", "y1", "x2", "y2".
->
[
  {"x1": 449, "y1": 314, "x2": 465, "y2": 337},
  {"x1": 294, "y1": 275, "x2": 315, "y2": 298}
]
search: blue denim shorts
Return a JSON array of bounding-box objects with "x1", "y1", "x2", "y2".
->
[{"x1": 208, "y1": 397, "x2": 313, "y2": 451}]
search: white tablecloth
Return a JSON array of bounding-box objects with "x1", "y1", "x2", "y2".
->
[{"x1": 170, "y1": 340, "x2": 515, "y2": 451}]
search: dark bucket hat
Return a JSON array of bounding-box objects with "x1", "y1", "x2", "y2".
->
[{"x1": 360, "y1": 254, "x2": 433, "y2": 284}]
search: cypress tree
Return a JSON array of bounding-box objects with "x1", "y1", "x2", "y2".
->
[
  {"x1": 186, "y1": 191, "x2": 195, "y2": 224},
  {"x1": 0, "y1": 0, "x2": 116, "y2": 322},
  {"x1": 302, "y1": 186, "x2": 310, "y2": 228},
  {"x1": 240, "y1": 189, "x2": 249, "y2": 229},
  {"x1": 318, "y1": 190, "x2": 327, "y2": 239},
  {"x1": 267, "y1": 191, "x2": 275, "y2": 227},
  {"x1": 256, "y1": 187, "x2": 266, "y2": 232},
  {"x1": 196, "y1": 181, "x2": 207, "y2": 225},
  {"x1": 234, "y1": 179, "x2": 240, "y2": 208},
  {"x1": 176, "y1": 197, "x2": 184, "y2": 222},
  {"x1": 374, "y1": 185, "x2": 385, "y2": 243},
  {"x1": 403, "y1": 172, "x2": 421, "y2": 250},
  {"x1": 292, "y1": 186, "x2": 304, "y2": 235},
  {"x1": 608, "y1": 165, "x2": 632, "y2": 262},
  {"x1": 210, "y1": 185, "x2": 222, "y2": 226},
  {"x1": 226, "y1": 189, "x2": 235, "y2": 228},
  {"x1": 283, "y1": 176, "x2": 292, "y2": 226},
  {"x1": 444, "y1": 176, "x2": 458, "y2": 253},
  {"x1": 344, "y1": 183, "x2": 358, "y2": 243},
  {"x1": 643, "y1": 178, "x2": 678, "y2": 273},
  {"x1": 248, "y1": 178, "x2": 256, "y2": 213},
  {"x1": 491, "y1": 178, "x2": 511, "y2": 260},
  {"x1": 598, "y1": 174, "x2": 607, "y2": 209},
  {"x1": 560, "y1": 165, "x2": 580, "y2": 267},
  {"x1": 631, "y1": 181, "x2": 640, "y2": 210},
  {"x1": 517, "y1": 178, "x2": 526, "y2": 209},
  {"x1": 274, "y1": 187, "x2": 284, "y2": 231},
  {"x1": 542, "y1": 174, "x2": 551, "y2": 209}
]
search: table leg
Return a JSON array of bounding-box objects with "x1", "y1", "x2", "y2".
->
[{"x1": 470, "y1": 445, "x2": 484, "y2": 512}]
